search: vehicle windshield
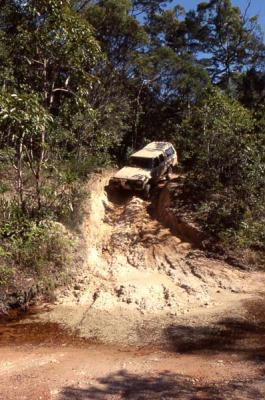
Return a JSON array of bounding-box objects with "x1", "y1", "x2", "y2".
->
[{"x1": 129, "y1": 156, "x2": 153, "y2": 169}]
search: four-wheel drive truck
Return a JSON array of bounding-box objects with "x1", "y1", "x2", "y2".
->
[{"x1": 109, "y1": 142, "x2": 178, "y2": 197}]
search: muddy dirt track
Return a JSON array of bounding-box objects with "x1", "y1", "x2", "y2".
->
[{"x1": 0, "y1": 172, "x2": 264, "y2": 399}]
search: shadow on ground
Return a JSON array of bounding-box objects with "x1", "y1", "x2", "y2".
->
[
  {"x1": 105, "y1": 184, "x2": 134, "y2": 206},
  {"x1": 164, "y1": 299, "x2": 265, "y2": 364},
  {"x1": 59, "y1": 301, "x2": 265, "y2": 399},
  {"x1": 59, "y1": 370, "x2": 264, "y2": 399}
]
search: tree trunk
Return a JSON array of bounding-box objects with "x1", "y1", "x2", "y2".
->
[
  {"x1": 17, "y1": 132, "x2": 25, "y2": 210},
  {"x1": 35, "y1": 128, "x2": 45, "y2": 211}
]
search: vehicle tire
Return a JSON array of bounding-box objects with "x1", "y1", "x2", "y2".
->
[
  {"x1": 166, "y1": 166, "x2": 172, "y2": 180},
  {"x1": 143, "y1": 184, "x2": 151, "y2": 199}
]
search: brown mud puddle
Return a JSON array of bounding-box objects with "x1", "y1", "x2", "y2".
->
[{"x1": 0, "y1": 305, "x2": 92, "y2": 348}]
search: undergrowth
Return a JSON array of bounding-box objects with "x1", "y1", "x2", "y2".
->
[{"x1": 0, "y1": 156, "x2": 105, "y2": 292}]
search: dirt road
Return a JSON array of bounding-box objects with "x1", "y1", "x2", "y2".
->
[{"x1": 0, "y1": 172, "x2": 264, "y2": 399}]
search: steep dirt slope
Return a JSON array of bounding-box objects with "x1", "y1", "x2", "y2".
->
[
  {"x1": 32, "y1": 171, "x2": 264, "y2": 347},
  {"x1": 0, "y1": 171, "x2": 264, "y2": 400}
]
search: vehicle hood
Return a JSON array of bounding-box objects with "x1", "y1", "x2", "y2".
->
[{"x1": 114, "y1": 166, "x2": 151, "y2": 180}]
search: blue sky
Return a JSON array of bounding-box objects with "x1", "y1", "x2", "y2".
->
[{"x1": 169, "y1": 0, "x2": 265, "y2": 33}]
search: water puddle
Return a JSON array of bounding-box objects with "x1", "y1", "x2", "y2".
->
[{"x1": 0, "y1": 306, "x2": 90, "y2": 348}]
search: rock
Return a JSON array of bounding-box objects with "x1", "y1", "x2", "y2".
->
[
  {"x1": 74, "y1": 284, "x2": 81, "y2": 290},
  {"x1": 115, "y1": 285, "x2": 125, "y2": 297},
  {"x1": 180, "y1": 284, "x2": 194, "y2": 294}
]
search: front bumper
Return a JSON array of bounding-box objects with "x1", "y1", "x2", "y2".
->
[{"x1": 109, "y1": 178, "x2": 144, "y2": 191}]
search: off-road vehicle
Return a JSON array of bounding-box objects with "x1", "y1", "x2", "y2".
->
[{"x1": 109, "y1": 142, "x2": 178, "y2": 197}]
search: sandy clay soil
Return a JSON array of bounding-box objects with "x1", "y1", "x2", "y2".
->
[{"x1": 0, "y1": 172, "x2": 264, "y2": 399}]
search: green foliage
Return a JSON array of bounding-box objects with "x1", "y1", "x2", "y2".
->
[
  {"x1": 84, "y1": 0, "x2": 148, "y2": 66},
  {"x1": 178, "y1": 87, "x2": 264, "y2": 251},
  {"x1": 219, "y1": 205, "x2": 265, "y2": 251},
  {"x1": 12, "y1": 221, "x2": 73, "y2": 274},
  {"x1": 0, "y1": 91, "x2": 52, "y2": 139},
  {"x1": 185, "y1": 0, "x2": 265, "y2": 84},
  {"x1": 0, "y1": 209, "x2": 75, "y2": 277},
  {"x1": 0, "y1": 264, "x2": 14, "y2": 287},
  {"x1": 180, "y1": 87, "x2": 258, "y2": 189},
  {"x1": 0, "y1": 0, "x2": 264, "y2": 278},
  {"x1": 0, "y1": 182, "x2": 9, "y2": 194},
  {"x1": 0, "y1": 0, "x2": 103, "y2": 215}
]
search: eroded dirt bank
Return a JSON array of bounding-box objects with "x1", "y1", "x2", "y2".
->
[
  {"x1": 0, "y1": 171, "x2": 264, "y2": 399},
  {"x1": 32, "y1": 171, "x2": 264, "y2": 347}
]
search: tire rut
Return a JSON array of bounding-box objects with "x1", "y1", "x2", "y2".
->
[{"x1": 34, "y1": 172, "x2": 265, "y2": 347}]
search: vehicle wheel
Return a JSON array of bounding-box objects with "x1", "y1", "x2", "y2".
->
[
  {"x1": 143, "y1": 184, "x2": 151, "y2": 199},
  {"x1": 166, "y1": 166, "x2": 172, "y2": 180}
]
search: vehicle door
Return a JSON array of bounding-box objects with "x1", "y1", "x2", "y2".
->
[
  {"x1": 151, "y1": 155, "x2": 165, "y2": 181},
  {"x1": 158, "y1": 153, "x2": 167, "y2": 176}
]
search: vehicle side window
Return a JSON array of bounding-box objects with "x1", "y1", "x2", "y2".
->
[
  {"x1": 154, "y1": 158, "x2": 159, "y2": 168},
  {"x1": 165, "y1": 147, "x2": 174, "y2": 158}
]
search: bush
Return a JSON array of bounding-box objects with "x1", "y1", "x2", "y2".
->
[
  {"x1": 9, "y1": 221, "x2": 74, "y2": 274},
  {"x1": 0, "y1": 198, "x2": 76, "y2": 288},
  {"x1": 0, "y1": 266, "x2": 14, "y2": 287},
  {"x1": 178, "y1": 87, "x2": 264, "y2": 254}
]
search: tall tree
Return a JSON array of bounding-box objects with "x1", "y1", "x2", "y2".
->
[
  {"x1": 185, "y1": 0, "x2": 265, "y2": 85},
  {"x1": 0, "y1": 0, "x2": 100, "y2": 211}
]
